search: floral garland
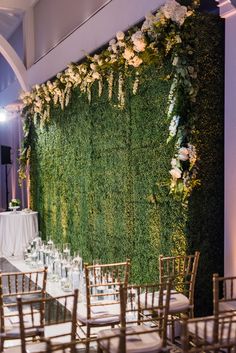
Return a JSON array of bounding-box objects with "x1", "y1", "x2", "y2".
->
[{"x1": 19, "y1": 0, "x2": 200, "y2": 203}]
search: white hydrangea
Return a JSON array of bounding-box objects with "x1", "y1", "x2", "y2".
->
[
  {"x1": 172, "y1": 4, "x2": 188, "y2": 25},
  {"x1": 161, "y1": 0, "x2": 176, "y2": 19},
  {"x1": 141, "y1": 12, "x2": 155, "y2": 31},
  {"x1": 131, "y1": 31, "x2": 146, "y2": 52},
  {"x1": 161, "y1": 0, "x2": 188, "y2": 26}
]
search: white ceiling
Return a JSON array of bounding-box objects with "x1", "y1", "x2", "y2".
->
[
  {"x1": 0, "y1": 0, "x2": 39, "y2": 39},
  {"x1": 0, "y1": 8, "x2": 24, "y2": 39}
]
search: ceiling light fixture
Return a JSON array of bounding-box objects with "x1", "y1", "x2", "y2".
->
[{"x1": 0, "y1": 109, "x2": 8, "y2": 122}]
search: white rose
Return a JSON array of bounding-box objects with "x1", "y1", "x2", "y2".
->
[
  {"x1": 116, "y1": 31, "x2": 125, "y2": 41},
  {"x1": 170, "y1": 167, "x2": 182, "y2": 179},
  {"x1": 178, "y1": 147, "x2": 189, "y2": 161},
  {"x1": 123, "y1": 48, "x2": 135, "y2": 61}
]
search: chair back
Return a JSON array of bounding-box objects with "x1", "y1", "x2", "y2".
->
[
  {"x1": 84, "y1": 259, "x2": 130, "y2": 320},
  {"x1": 213, "y1": 273, "x2": 236, "y2": 316},
  {"x1": 125, "y1": 281, "x2": 171, "y2": 346},
  {"x1": 97, "y1": 281, "x2": 171, "y2": 353},
  {"x1": 181, "y1": 314, "x2": 236, "y2": 353},
  {"x1": 159, "y1": 251, "x2": 200, "y2": 315},
  {"x1": 17, "y1": 289, "x2": 78, "y2": 353},
  {"x1": 0, "y1": 267, "x2": 48, "y2": 349}
]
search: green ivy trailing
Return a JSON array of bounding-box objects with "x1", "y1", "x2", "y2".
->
[{"x1": 24, "y1": 4, "x2": 223, "y2": 315}]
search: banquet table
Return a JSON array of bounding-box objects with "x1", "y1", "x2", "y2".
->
[{"x1": 0, "y1": 211, "x2": 38, "y2": 257}]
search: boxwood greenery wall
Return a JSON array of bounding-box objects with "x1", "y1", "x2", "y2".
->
[{"x1": 29, "y1": 14, "x2": 224, "y2": 315}]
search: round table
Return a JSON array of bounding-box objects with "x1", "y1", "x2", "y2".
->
[{"x1": 0, "y1": 211, "x2": 38, "y2": 257}]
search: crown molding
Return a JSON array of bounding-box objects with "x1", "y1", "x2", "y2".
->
[{"x1": 217, "y1": 0, "x2": 236, "y2": 18}]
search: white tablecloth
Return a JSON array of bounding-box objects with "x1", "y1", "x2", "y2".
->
[{"x1": 0, "y1": 211, "x2": 38, "y2": 257}]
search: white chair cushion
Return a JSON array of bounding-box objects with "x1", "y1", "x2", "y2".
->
[
  {"x1": 77, "y1": 302, "x2": 120, "y2": 325},
  {"x1": 139, "y1": 290, "x2": 190, "y2": 314},
  {"x1": 188, "y1": 315, "x2": 236, "y2": 343},
  {"x1": 98, "y1": 326, "x2": 162, "y2": 353}
]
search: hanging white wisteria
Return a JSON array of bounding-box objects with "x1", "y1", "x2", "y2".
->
[{"x1": 19, "y1": 0, "x2": 200, "y2": 202}]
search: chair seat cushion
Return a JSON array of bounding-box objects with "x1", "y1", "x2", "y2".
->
[
  {"x1": 188, "y1": 315, "x2": 236, "y2": 343},
  {"x1": 77, "y1": 303, "x2": 120, "y2": 325},
  {"x1": 98, "y1": 326, "x2": 162, "y2": 353},
  {"x1": 139, "y1": 290, "x2": 190, "y2": 314}
]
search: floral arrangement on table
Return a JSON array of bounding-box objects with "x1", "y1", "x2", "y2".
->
[
  {"x1": 9, "y1": 198, "x2": 21, "y2": 208},
  {"x1": 19, "y1": 0, "x2": 200, "y2": 204}
]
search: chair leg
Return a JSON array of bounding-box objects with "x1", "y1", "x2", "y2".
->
[
  {"x1": 171, "y1": 316, "x2": 175, "y2": 343},
  {"x1": 85, "y1": 325, "x2": 90, "y2": 353},
  {"x1": 0, "y1": 337, "x2": 4, "y2": 352},
  {"x1": 97, "y1": 343, "x2": 103, "y2": 353}
]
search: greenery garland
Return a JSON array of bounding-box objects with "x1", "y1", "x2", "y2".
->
[{"x1": 20, "y1": 0, "x2": 200, "y2": 203}]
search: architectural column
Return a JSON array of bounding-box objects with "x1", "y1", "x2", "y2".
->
[{"x1": 218, "y1": 0, "x2": 236, "y2": 276}]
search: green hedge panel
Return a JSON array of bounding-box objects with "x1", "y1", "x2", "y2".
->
[{"x1": 30, "y1": 14, "x2": 224, "y2": 315}]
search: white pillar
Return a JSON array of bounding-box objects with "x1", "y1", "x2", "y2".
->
[{"x1": 219, "y1": 0, "x2": 236, "y2": 276}]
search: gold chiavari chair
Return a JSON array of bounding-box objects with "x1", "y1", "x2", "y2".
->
[
  {"x1": 97, "y1": 280, "x2": 171, "y2": 353},
  {"x1": 0, "y1": 267, "x2": 48, "y2": 351},
  {"x1": 181, "y1": 314, "x2": 236, "y2": 353},
  {"x1": 159, "y1": 251, "x2": 200, "y2": 340},
  {"x1": 16, "y1": 289, "x2": 79, "y2": 353},
  {"x1": 77, "y1": 260, "x2": 130, "y2": 352},
  {"x1": 213, "y1": 273, "x2": 236, "y2": 316}
]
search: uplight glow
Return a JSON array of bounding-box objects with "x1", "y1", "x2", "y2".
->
[{"x1": 0, "y1": 109, "x2": 7, "y2": 122}]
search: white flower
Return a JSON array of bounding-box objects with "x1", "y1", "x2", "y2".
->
[
  {"x1": 169, "y1": 115, "x2": 180, "y2": 137},
  {"x1": 93, "y1": 54, "x2": 100, "y2": 62},
  {"x1": 123, "y1": 48, "x2": 135, "y2": 61},
  {"x1": 172, "y1": 56, "x2": 179, "y2": 66},
  {"x1": 90, "y1": 63, "x2": 96, "y2": 71},
  {"x1": 116, "y1": 31, "x2": 125, "y2": 41},
  {"x1": 172, "y1": 5, "x2": 188, "y2": 25},
  {"x1": 178, "y1": 147, "x2": 189, "y2": 161},
  {"x1": 161, "y1": 0, "x2": 176, "y2": 19},
  {"x1": 109, "y1": 39, "x2": 116, "y2": 46},
  {"x1": 171, "y1": 158, "x2": 178, "y2": 168},
  {"x1": 141, "y1": 13, "x2": 156, "y2": 31},
  {"x1": 92, "y1": 72, "x2": 100, "y2": 80},
  {"x1": 117, "y1": 40, "x2": 126, "y2": 48},
  {"x1": 187, "y1": 144, "x2": 197, "y2": 165},
  {"x1": 170, "y1": 167, "x2": 182, "y2": 179},
  {"x1": 128, "y1": 56, "x2": 143, "y2": 68},
  {"x1": 161, "y1": 0, "x2": 187, "y2": 26},
  {"x1": 131, "y1": 31, "x2": 146, "y2": 52},
  {"x1": 111, "y1": 44, "x2": 118, "y2": 53},
  {"x1": 109, "y1": 54, "x2": 117, "y2": 64}
]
